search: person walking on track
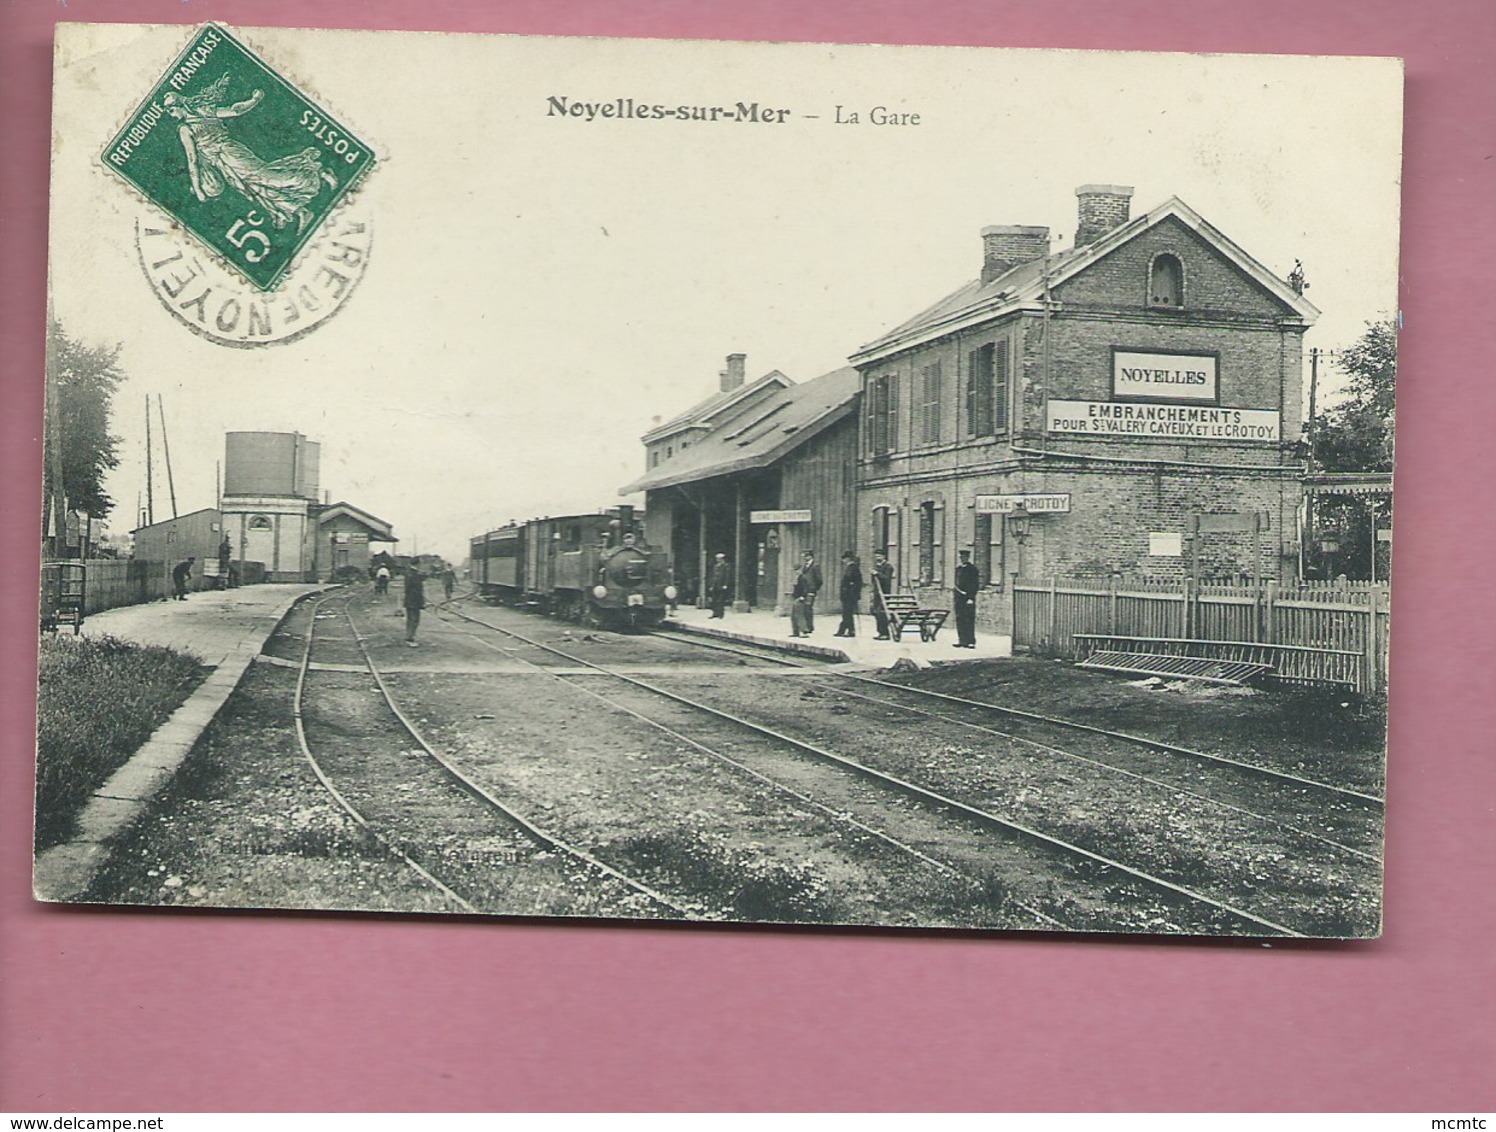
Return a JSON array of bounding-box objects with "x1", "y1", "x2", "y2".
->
[
  {"x1": 403, "y1": 567, "x2": 426, "y2": 647},
  {"x1": 953, "y1": 549, "x2": 980, "y2": 648}
]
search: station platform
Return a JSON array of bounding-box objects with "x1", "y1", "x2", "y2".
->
[
  {"x1": 36, "y1": 583, "x2": 328, "y2": 902},
  {"x1": 665, "y1": 604, "x2": 1011, "y2": 668},
  {"x1": 76, "y1": 583, "x2": 328, "y2": 666}
]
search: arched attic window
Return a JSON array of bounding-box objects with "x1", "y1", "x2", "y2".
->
[{"x1": 1149, "y1": 253, "x2": 1184, "y2": 307}]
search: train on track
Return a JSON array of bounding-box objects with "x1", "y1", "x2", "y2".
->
[{"x1": 469, "y1": 505, "x2": 677, "y2": 630}]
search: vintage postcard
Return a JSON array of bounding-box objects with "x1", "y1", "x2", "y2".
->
[{"x1": 36, "y1": 23, "x2": 1402, "y2": 938}]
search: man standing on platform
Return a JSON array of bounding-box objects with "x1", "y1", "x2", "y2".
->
[
  {"x1": 835, "y1": 551, "x2": 863, "y2": 637},
  {"x1": 790, "y1": 551, "x2": 822, "y2": 637},
  {"x1": 953, "y1": 549, "x2": 980, "y2": 649},
  {"x1": 870, "y1": 551, "x2": 894, "y2": 640},
  {"x1": 707, "y1": 552, "x2": 733, "y2": 619}
]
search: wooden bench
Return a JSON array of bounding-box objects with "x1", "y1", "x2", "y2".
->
[
  {"x1": 878, "y1": 593, "x2": 950, "y2": 642},
  {"x1": 1071, "y1": 634, "x2": 1363, "y2": 689}
]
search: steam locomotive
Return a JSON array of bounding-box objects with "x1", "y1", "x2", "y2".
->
[{"x1": 469, "y1": 506, "x2": 676, "y2": 630}]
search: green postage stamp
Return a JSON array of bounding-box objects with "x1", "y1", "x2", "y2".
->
[{"x1": 102, "y1": 24, "x2": 375, "y2": 292}]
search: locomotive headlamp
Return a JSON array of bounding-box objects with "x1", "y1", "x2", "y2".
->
[
  {"x1": 592, "y1": 585, "x2": 608, "y2": 600},
  {"x1": 664, "y1": 585, "x2": 678, "y2": 601}
]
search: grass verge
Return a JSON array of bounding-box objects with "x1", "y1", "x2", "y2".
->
[{"x1": 35, "y1": 634, "x2": 208, "y2": 851}]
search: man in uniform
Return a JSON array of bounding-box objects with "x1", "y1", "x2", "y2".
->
[
  {"x1": 953, "y1": 549, "x2": 980, "y2": 648},
  {"x1": 790, "y1": 551, "x2": 823, "y2": 637},
  {"x1": 870, "y1": 551, "x2": 895, "y2": 640},
  {"x1": 707, "y1": 552, "x2": 733, "y2": 618}
]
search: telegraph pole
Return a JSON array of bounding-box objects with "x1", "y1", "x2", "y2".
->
[
  {"x1": 45, "y1": 350, "x2": 67, "y2": 559},
  {"x1": 144, "y1": 396, "x2": 155, "y2": 526},
  {"x1": 158, "y1": 394, "x2": 179, "y2": 519}
]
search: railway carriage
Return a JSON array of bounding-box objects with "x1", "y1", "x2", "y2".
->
[{"x1": 470, "y1": 506, "x2": 675, "y2": 629}]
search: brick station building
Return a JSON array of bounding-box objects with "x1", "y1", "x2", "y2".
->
[{"x1": 851, "y1": 184, "x2": 1320, "y2": 636}]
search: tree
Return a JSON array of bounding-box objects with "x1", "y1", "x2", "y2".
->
[
  {"x1": 1313, "y1": 317, "x2": 1396, "y2": 474},
  {"x1": 44, "y1": 322, "x2": 126, "y2": 540},
  {"x1": 1308, "y1": 317, "x2": 1397, "y2": 580}
]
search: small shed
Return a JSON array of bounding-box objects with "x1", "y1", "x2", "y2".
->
[
  {"x1": 131, "y1": 508, "x2": 229, "y2": 593},
  {"x1": 316, "y1": 502, "x2": 398, "y2": 579}
]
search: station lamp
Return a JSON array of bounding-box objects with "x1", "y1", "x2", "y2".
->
[{"x1": 1007, "y1": 502, "x2": 1032, "y2": 546}]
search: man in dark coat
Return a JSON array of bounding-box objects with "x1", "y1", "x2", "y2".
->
[
  {"x1": 835, "y1": 551, "x2": 863, "y2": 637},
  {"x1": 790, "y1": 551, "x2": 823, "y2": 637},
  {"x1": 953, "y1": 549, "x2": 980, "y2": 648},
  {"x1": 403, "y1": 567, "x2": 426, "y2": 646},
  {"x1": 870, "y1": 551, "x2": 894, "y2": 640},
  {"x1": 172, "y1": 556, "x2": 195, "y2": 601},
  {"x1": 707, "y1": 552, "x2": 733, "y2": 618}
]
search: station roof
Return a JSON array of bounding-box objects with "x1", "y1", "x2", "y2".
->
[
  {"x1": 850, "y1": 196, "x2": 1321, "y2": 366},
  {"x1": 130, "y1": 506, "x2": 219, "y2": 536},
  {"x1": 316, "y1": 501, "x2": 398, "y2": 541},
  {"x1": 620, "y1": 366, "x2": 861, "y2": 495},
  {"x1": 641, "y1": 369, "x2": 793, "y2": 444}
]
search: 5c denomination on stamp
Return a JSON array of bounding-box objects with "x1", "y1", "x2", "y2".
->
[{"x1": 103, "y1": 24, "x2": 376, "y2": 294}]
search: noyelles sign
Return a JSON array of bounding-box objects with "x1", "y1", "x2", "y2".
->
[{"x1": 1113, "y1": 349, "x2": 1218, "y2": 403}]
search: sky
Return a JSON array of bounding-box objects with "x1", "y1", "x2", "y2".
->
[{"x1": 48, "y1": 25, "x2": 1404, "y2": 561}]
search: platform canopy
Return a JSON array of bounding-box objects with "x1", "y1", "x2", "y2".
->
[{"x1": 1303, "y1": 472, "x2": 1393, "y2": 497}]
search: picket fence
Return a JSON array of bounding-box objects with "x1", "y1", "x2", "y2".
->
[{"x1": 1012, "y1": 575, "x2": 1391, "y2": 694}]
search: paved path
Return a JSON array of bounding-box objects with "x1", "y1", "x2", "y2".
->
[
  {"x1": 667, "y1": 604, "x2": 1011, "y2": 668},
  {"x1": 34, "y1": 584, "x2": 328, "y2": 903}
]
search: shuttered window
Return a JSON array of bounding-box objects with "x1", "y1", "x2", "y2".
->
[
  {"x1": 974, "y1": 514, "x2": 992, "y2": 582},
  {"x1": 919, "y1": 360, "x2": 942, "y2": 446},
  {"x1": 866, "y1": 372, "x2": 901, "y2": 455},
  {"x1": 917, "y1": 501, "x2": 944, "y2": 583},
  {"x1": 973, "y1": 513, "x2": 1004, "y2": 587},
  {"x1": 872, "y1": 506, "x2": 892, "y2": 557},
  {"x1": 967, "y1": 344, "x2": 994, "y2": 436},
  {"x1": 967, "y1": 340, "x2": 1010, "y2": 436},
  {"x1": 993, "y1": 339, "x2": 1009, "y2": 433}
]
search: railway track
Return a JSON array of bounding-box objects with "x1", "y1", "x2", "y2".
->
[
  {"x1": 653, "y1": 627, "x2": 1384, "y2": 858},
  {"x1": 442, "y1": 601, "x2": 1308, "y2": 936},
  {"x1": 292, "y1": 589, "x2": 690, "y2": 919},
  {"x1": 429, "y1": 604, "x2": 1063, "y2": 929},
  {"x1": 657, "y1": 627, "x2": 1383, "y2": 804}
]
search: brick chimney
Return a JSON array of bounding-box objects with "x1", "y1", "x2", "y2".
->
[
  {"x1": 719, "y1": 352, "x2": 747, "y2": 392},
  {"x1": 981, "y1": 225, "x2": 1050, "y2": 285},
  {"x1": 1074, "y1": 184, "x2": 1134, "y2": 247}
]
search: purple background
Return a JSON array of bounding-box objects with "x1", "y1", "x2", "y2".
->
[{"x1": 3, "y1": 0, "x2": 1492, "y2": 1112}]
